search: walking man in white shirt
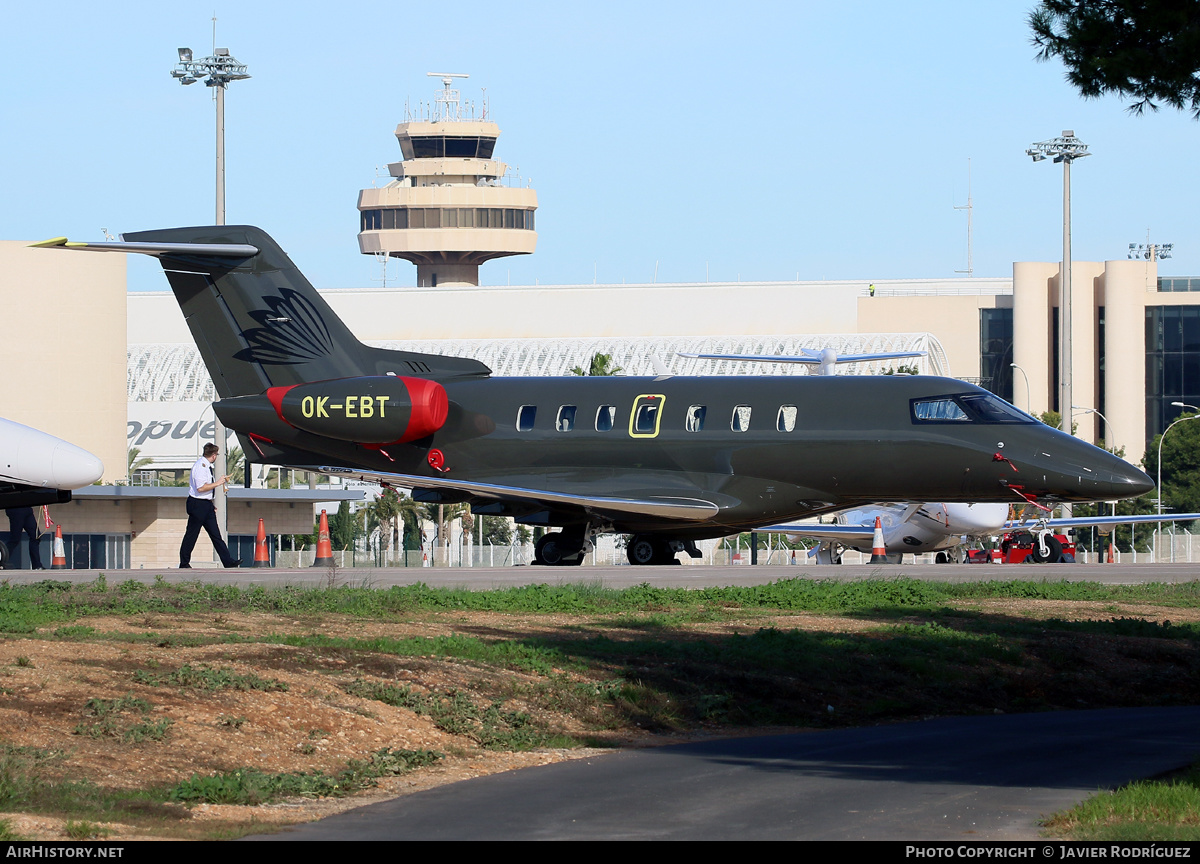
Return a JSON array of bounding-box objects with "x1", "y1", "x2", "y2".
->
[{"x1": 179, "y1": 443, "x2": 240, "y2": 568}]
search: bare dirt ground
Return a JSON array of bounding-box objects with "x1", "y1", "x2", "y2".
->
[{"x1": 0, "y1": 597, "x2": 1195, "y2": 841}]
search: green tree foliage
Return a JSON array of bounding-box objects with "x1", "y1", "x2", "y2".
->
[
  {"x1": 365, "y1": 489, "x2": 424, "y2": 552},
  {"x1": 328, "y1": 500, "x2": 358, "y2": 552},
  {"x1": 226, "y1": 447, "x2": 245, "y2": 486},
  {"x1": 569, "y1": 352, "x2": 623, "y2": 377},
  {"x1": 1039, "y1": 410, "x2": 1079, "y2": 435},
  {"x1": 1030, "y1": 1, "x2": 1200, "y2": 117},
  {"x1": 127, "y1": 447, "x2": 152, "y2": 476},
  {"x1": 480, "y1": 516, "x2": 513, "y2": 546},
  {"x1": 880, "y1": 364, "x2": 921, "y2": 376}
]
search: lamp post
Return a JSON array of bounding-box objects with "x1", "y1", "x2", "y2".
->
[
  {"x1": 1027, "y1": 132, "x2": 1090, "y2": 441},
  {"x1": 171, "y1": 44, "x2": 250, "y2": 550},
  {"x1": 1156, "y1": 401, "x2": 1200, "y2": 548},
  {"x1": 1071, "y1": 405, "x2": 1114, "y2": 449},
  {"x1": 1010, "y1": 363, "x2": 1031, "y2": 413}
]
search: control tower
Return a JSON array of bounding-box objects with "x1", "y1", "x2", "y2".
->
[{"x1": 357, "y1": 74, "x2": 537, "y2": 287}]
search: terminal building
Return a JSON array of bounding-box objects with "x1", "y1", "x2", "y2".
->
[{"x1": 2, "y1": 74, "x2": 1198, "y2": 567}]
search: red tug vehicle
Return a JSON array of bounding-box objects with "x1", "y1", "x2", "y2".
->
[{"x1": 965, "y1": 529, "x2": 1077, "y2": 564}]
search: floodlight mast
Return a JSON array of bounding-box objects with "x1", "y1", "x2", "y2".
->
[
  {"x1": 1026, "y1": 131, "x2": 1090, "y2": 445},
  {"x1": 170, "y1": 47, "x2": 251, "y2": 224},
  {"x1": 170, "y1": 42, "x2": 251, "y2": 546}
]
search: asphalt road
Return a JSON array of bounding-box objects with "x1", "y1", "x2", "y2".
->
[
  {"x1": 253, "y1": 707, "x2": 1200, "y2": 841},
  {"x1": 6, "y1": 561, "x2": 1200, "y2": 588}
]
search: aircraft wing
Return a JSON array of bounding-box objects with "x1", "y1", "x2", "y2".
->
[
  {"x1": 1007, "y1": 513, "x2": 1200, "y2": 530},
  {"x1": 320, "y1": 467, "x2": 725, "y2": 523},
  {"x1": 756, "y1": 522, "x2": 876, "y2": 546},
  {"x1": 676, "y1": 350, "x2": 925, "y2": 365}
]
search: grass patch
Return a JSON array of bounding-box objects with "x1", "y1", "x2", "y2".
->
[
  {"x1": 64, "y1": 819, "x2": 111, "y2": 840},
  {"x1": 0, "y1": 744, "x2": 183, "y2": 830},
  {"x1": 274, "y1": 632, "x2": 568, "y2": 676},
  {"x1": 1044, "y1": 761, "x2": 1200, "y2": 840},
  {"x1": 133, "y1": 664, "x2": 288, "y2": 692},
  {"x1": 345, "y1": 680, "x2": 577, "y2": 749},
  {"x1": 74, "y1": 695, "x2": 171, "y2": 743},
  {"x1": 169, "y1": 748, "x2": 443, "y2": 805},
  {"x1": 0, "y1": 577, "x2": 1195, "y2": 628}
]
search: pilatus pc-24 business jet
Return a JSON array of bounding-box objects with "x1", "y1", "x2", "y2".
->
[{"x1": 34, "y1": 226, "x2": 1154, "y2": 566}]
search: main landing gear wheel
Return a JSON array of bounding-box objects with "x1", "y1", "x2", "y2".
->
[
  {"x1": 533, "y1": 532, "x2": 585, "y2": 566},
  {"x1": 1028, "y1": 534, "x2": 1065, "y2": 564},
  {"x1": 626, "y1": 536, "x2": 678, "y2": 565}
]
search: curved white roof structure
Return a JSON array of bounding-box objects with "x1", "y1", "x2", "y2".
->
[{"x1": 128, "y1": 333, "x2": 949, "y2": 402}]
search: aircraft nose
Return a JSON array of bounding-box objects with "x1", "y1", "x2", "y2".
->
[
  {"x1": 1106, "y1": 462, "x2": 1154, "y2": 499},
  {"x1": 49, "y1": 442, "x2": 104, "y2": 489}
]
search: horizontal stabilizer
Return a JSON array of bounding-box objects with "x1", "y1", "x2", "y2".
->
[{"x1": 29, "y1": 237, "x2": 258, "y2": 258}]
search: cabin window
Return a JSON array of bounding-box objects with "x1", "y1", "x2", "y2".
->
[
  {"x1": 556, "y1": 405, "x2": 577, "y2": 432},
  {"x1": 685, "y1": 405, "x2": 706, "y2": 432},
  {"x1": 958, "y1": 394, "x2": 1037, "y2": 424},
  {"x1": 628, "y1": 394, "x2": 666, "y2": 438},
  {"x1": 731, "y1": 405, "x2": 752, "y2": 432},
  {"x1": 777, "y1": 405, "x2": 797, "y2": 432},
  {"x1": 516, "y1": 405, "x2": 537, "y2": 431},
  {"x1": 596, "y1": 405, "x2": 616, "y2": 431},
  {"x1": 912, "y1": 398, "x2": 969, "y2": 422},
  {"x1": 635, "y1": 404, "x2": 659, "y2": 433}
]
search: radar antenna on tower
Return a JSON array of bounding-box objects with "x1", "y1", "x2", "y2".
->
[{"x1": 427, "y1": 72, "x2": 469, "y2": 121}]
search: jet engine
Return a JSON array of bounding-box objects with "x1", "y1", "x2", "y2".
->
[{"x1": 264, "y1": 375, "x2": 448, "y2": 445}]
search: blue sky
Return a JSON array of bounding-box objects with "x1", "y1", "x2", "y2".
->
[{"x1": 3, "y1": 1, "x2": 1196, "y2": 291}]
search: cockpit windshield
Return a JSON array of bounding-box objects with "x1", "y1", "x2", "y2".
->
[{"x1": 912, "y1": 393, "x2": 1037, "y2": 425}]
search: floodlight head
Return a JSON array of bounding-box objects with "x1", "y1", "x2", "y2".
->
[
  {"x1": 215, "y1": 48, "x2": 229, "y2": 56},
  {"x1": 181, "y1": 77, "x2": 197, "y2": 85},
  {"x1": 178, "y1": 47, "x2": 192, "y2": 62}
]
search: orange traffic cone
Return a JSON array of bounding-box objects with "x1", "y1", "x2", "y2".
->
[
  {"x1": 869, "y1": 516, "x2": 887, "y2": 563},
  {"x1": 311, "y1": 509, "x2": 333, "y2": 567},
  {"x1": 253, "y1": 518, "x2": 271, "y2": 568},
  {"x1": 1107, "y1": 542, "x2": 1115, "y2": 564},
  {"x1": 50, "y1": 525, "x2": 67, "y2": 570}
]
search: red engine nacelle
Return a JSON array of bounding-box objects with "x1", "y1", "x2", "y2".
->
[{"x1": 265, "y1": 375, "x2": 448, "y2": 445}]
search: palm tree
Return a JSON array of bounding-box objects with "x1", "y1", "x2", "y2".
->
[
  {"x1": 127, "y1": 447, "x2": 152, "y2": 478},
  {"x1": 569, "y1": 352, "x2": 623, "y2": 377},
  {"x1": 366, "y1": 489, "x2": 424, "y2": 561},
  {"x1": 226, "y1": 446, "x2": 245, "y2": 485}
]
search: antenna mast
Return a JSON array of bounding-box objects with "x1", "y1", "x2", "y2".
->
[{"x1": 954, "y1": 158, "x2": 973, "y2": 277}]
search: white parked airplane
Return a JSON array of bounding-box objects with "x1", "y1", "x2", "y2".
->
[
  {"x1": 0, "y1": 417, "x2": 104, "y2": 508},
  {"x1": 765, "y1": 502, "x2": 1200, "y2": 564},
  {"x1": 0, "y1": 418, "x2": 104, "y2": 568}
]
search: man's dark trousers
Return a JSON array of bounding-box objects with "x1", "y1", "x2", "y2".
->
[
  {"x1": 180, "y1": 497, "x2": 236, "y2": 568},
  {"x1": 6, "y1": 508, "x2": 43, "y2": 570}
]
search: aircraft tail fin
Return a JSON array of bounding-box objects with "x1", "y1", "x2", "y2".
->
[{"x1": 119, "y1": 225, "x2": 489, "y2": 397}]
